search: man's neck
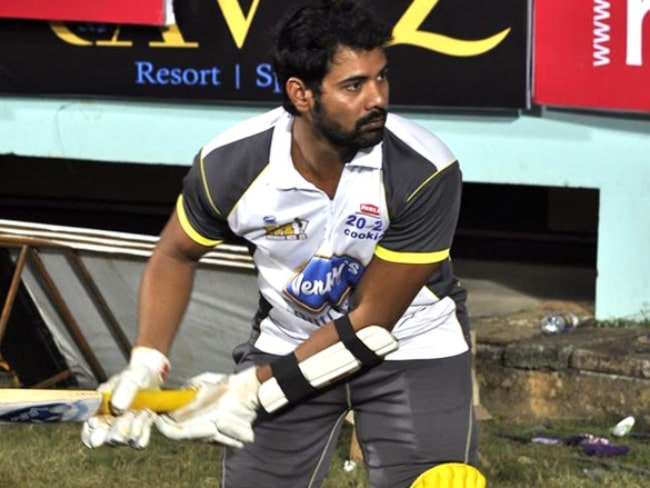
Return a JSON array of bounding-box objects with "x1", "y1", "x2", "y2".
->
[{"x1": 291, "y1": 118, "x2": 350, "y2": 199}]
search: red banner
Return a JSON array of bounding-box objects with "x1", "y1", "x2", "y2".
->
[
  {"x1": 0, "y1": 0, "x2": 173, "y2": 26},
  {"x1": 534, "y1": 0, "x2": 650, "y2": 113}
]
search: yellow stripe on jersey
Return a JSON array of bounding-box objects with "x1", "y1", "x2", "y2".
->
[
  {"x1": 199, "y1": 148, "x2": 223, "y2": 217},
  {"x1": 406, "y1": 160, "x2": 457, "y2": 204},
  {"x1": 374, "y1": 245, "x2": 449, "y2": 264},
  {"x1": 176, "y1": 195, "x2": 223, "y2": 247}
]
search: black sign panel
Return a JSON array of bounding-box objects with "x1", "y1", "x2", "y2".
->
[{"x1": 0, "y1": 0, "x2": 529, "y2": 109}]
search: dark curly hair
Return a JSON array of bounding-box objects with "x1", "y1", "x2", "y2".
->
[{"x1": 271, "y1": 0, "x2": 393, "y2": 115}]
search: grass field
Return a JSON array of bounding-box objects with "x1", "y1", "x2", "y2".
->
[{"x1": 1, "y1": 415, "x2": 649, "y2": 487}]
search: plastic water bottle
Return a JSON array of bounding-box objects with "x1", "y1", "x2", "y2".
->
[
  {"x1": 540, "y1": 313, "x2": 579, "y2": 334},
  {"x1": 611, "y1": 416, "x2": 635, "y2": 437}
]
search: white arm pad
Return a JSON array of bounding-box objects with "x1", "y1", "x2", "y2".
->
[{"x1": 258, "y1": 325, "x2": 398, "y2": 413}]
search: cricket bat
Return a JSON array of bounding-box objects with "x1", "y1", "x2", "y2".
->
[{"x1": 0, "y1": 388, "x2": 196, "y2": 424}]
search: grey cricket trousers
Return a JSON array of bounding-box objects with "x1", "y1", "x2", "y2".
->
[{"x1": 221, "y1": 347, "x2": 478, "y2": 488}]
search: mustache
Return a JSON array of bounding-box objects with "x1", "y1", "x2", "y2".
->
[{"x1": 357, "y1": 109, "x2": 388, "y2": 127}]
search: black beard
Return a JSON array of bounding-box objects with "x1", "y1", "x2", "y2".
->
[{"x1": 311, "y1": 99, "x2": 387, "y2": 153}]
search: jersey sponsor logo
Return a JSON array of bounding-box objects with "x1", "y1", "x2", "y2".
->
[
  {"x1": 360, "y1": 203, "x2": 380, "y2": 217},
  {"x1": 284, "y1": 255, "x2": 364, "y2": 313},
  {"x1": 344, "y1": 213, "x2": 384, "y2": 241},
  {"x1": 264, "y1": 218, "x2": 308, "y2": 240}
]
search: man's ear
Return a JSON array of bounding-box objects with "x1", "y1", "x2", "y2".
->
[{"x1": 286, "y1": 77, "x2": 312, "y2": 114}]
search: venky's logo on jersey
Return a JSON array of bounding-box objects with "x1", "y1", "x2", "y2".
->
[
  {"x1": 284, "y1": 255, "x2": 364, "y2": 313},
  {"x1": 264, "y1": 218, "x2": 308, "y2": 240}
]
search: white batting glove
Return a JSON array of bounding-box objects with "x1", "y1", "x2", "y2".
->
[
  {"x1": 105, "y1": 346, "x2": 170, "y2": 415},
  {"x1": 81, "y1": 409, "x2": 156, "y2": 449},
  {"x1": 80, "y1": 346, "x2": 169, "y2": 450},
  {"x1": 154, "y1": 367, "x2": 260, "y2": 448}
]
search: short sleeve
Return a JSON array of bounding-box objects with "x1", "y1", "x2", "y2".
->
[
  {"x1": 375, "y1": 162, "x2": 462, "y2": 264},
  {"x1": 176, "y1": 151, "x2": 231, "y2": 247}
]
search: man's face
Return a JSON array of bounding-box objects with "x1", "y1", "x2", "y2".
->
[{"x1": 309, "y1": 46, "x2": 389, "y2": 153}]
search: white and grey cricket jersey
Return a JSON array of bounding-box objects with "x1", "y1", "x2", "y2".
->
[{"x1": 178, "y1": 107, "x2": 469, "y2": 360}]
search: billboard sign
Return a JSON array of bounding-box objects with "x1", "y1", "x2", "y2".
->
[
  {"x1": 534, "y1": 0, "x2": 650, "y2": 113},
  {"x1": 0, "y1": 0, "x2": 529, "y2": 109}
]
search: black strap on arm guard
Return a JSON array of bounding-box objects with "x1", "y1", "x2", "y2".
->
[
  {"x1": 269, "y1": 353, "x2": 318, "y2": 405},
  {"x1": 333, "y1": 315, "x2": 383, "y2": 369}
]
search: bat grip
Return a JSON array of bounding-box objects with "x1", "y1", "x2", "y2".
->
[{"x1": 100, "y1": 389, "x2": 197, "y2": 414}]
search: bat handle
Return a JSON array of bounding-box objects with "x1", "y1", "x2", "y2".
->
[{"x1": 100, "y1": 389, "x2": 197, "y2": 415}]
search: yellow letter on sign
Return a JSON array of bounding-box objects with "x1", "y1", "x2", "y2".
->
[
  {"x1": 216, "y1": 0, "x2": 260, "y2": 49},
  {"x1": 49, "y1": 22, "x2": 93, "y2": 46},
  {"x1": 390, "y1": 0, "x2": 511, "y2": 57},
  {"x1": 149, "y1": 24, "x2": 199, "y2": 48},
  {"x1": 49, "y1": 23, "x2": 132, "y2": 47}
]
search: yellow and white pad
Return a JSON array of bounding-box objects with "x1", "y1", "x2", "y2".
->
[
  {"x1": 410, "y1": 463, "x2": 486, "y2": 488},
  {"x1": 258, "y1": 325, "x2": 398, "y2": 413}
]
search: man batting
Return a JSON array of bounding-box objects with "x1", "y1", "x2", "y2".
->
[{"x1": 81, "y1": 1, "x2": 484, "y2": 486}]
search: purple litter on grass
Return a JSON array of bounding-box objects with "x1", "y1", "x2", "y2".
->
[
  {"x1": 583, "y1": 444, "x2": 630, "y2": 456},
  {"x1": 529, "y1": 434, "x2": 629, "y2": 457}
]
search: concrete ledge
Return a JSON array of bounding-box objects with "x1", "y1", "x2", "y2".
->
[
  {"x1": 478, "y1": 363, "x2": 650, "y2": 427},
  {"x1": 571, "y1": 336, "x2": 650, "y2": 379},
  {"x1": 502, "y1": 327, "x2": 643, "y2": 371},
  {"x1": 474, "y1": 310, "x2": 650, "y2": 427}
]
